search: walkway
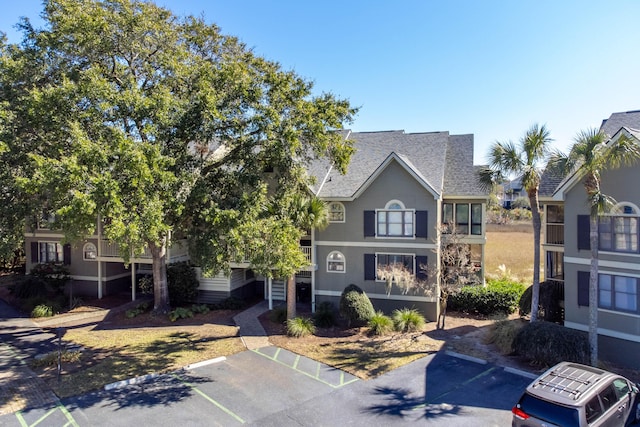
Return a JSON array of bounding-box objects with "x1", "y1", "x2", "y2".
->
[{"x1": 233, "y1": 300, "x2": 271, "y2": 350}]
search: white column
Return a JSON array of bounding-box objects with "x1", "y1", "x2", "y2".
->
[
  {"x1": 268, "y1": 277, "x2": 273, "y2": 310},
  {"x1": 97, "y1": 261, "x2": 103, "y2": 299},
  {"x1": 131, "y1": 262, "x2": 136, "y2": 301},
  {"x1": 311, "y1": 228, "x2": 316, "y2": 313}
]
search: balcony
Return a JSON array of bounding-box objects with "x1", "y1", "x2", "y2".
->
[
  {"x1": 98, "y1": 239, "x2": 189, "y2": 263},
  {"x1": 545, "y1": 224, "x2": 564, "y2": 245}
]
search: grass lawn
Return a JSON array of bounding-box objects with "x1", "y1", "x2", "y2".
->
[
  {"x1": 30, "y1": 311, "x2": 245, "y2": 398},
  {"x1": 485, "y1": 222, "x2": 536, "y2": 284}
]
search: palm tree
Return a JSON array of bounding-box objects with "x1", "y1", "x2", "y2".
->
[
  {"x1": 286, "y1": 194, "x2": 329, "y2": 319},
  {"x1": 483, "y1": 124, "x2": 553, "y2": 322},
  {"x1": 549, "y1": 128, "x2": 640, "y2": 366}
]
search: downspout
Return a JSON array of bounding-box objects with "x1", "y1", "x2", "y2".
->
[{"x1": 97, "y1": 215, "x2": 103, "y2": 299}]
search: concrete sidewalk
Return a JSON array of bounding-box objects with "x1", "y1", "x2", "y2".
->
[{"x1": 233, "y1": 300, "x2": 272, "y2": 350}]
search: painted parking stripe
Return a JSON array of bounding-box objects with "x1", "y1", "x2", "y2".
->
[
  {"x1": 15, "y1": 403, "x2": 79, "y2": 427},
  {"x1": 252, "y1": 347, "x2": 359, "y2": 389},
  {"x1": 172, "y1": 374, "x2": 245, "y2": 424}
]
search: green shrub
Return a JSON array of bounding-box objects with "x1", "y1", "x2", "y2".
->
[
  {"x1": 214, "y1": 297, "x2": 245, "y2": 310},
  {"x1": 126, "y1": 301, "x2": 151, "y2": 318},
  {"x1": 368, "y1": 311, "x2": 394, "y2": 336},
  {"x1": 512, "y1": 321, "x2": 589, "y2": 366},
  {"x1": 30, "y1": 262, "x2": 70, "y2": 294},
  {"x1": 339, "y1": 284, "x2": 375, "y2": 327},
  {"x1": 286, "y1": 317, "x2": 316, "y2": 337},
  {"x1": 31, "y1": 304, "x2": 54, "y2": 318},
  {"x1": 167, "y1": 262, "x2": 199, "y2": 307},
  {"x1": 12, "y1": 276, "x2": 48, "y2": 299},
  {"x1": 168, "y1": 307, "x2": 194, "y2": 322},
  {"x1": 313, "y1": 301, "x2": 335, "y2": 328},
  {"x1": 519, "y1": 281, "x2": 564, "y2": 323},
  {"x1": 449, "y1": 279, "x2": 525, "y2": 315},
  {"x1": 392, "y1": 308, "x2": 426, "y2": 332},
  {"x1": 191, "y1": 304, "x2": 210, "y2": 314},
  {"x1": 69, "y1": 297, "x2": 83, "y2": 310},
  {"x1": 269, "y1": 307, "x2": 287, "y2": 324},
  {"x1": 138, "y1": 276, "x2": 153, "y2": 295},
  {"x1": 485, "y1": 318, "x2": 526, "y2": 354}
]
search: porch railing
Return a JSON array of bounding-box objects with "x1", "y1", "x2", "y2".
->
[{"x1": 545, "y1": 224, "x2": 564, "y2": 245}]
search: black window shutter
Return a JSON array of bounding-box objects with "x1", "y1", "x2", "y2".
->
[
  {"x1": 577, "y1": 270, "x2": 589, "y2": 307},
  {"x1": 63, "y1": 244, "x2": 71, "y2": 265},
  {"x1": 364, "y1": 211, "x2": 376, "y2": 237},
  {"x1": 31, "y1": 242, "x2": 39, "y2": 263},
  {"x1": 415, "y1": 256, "x2": 428, "y2": 280},
  {"x1": 577, "y1": 215, "x2": 590, "y2": 250},
  {"x1": 415, "y1": 211, "x2": 428, "y2": 238},
  {"x1": 364, "y1": 253, "x2": 376, "y2": 280}
]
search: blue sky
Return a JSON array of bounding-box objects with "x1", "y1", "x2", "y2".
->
[{"x1": 2, "y1": 0, "x2": 640, "y2": 164}]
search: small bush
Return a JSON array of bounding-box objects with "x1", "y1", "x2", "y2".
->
[
  {"x1": 339, "y1": 284, "x2": 375, "y2": 327},
  {"x1": 368, "y1": 311, "x2": 394, "y2": 336},
  {"x1": 392, "y1": 308, "x2": 426, "y2": 332},
  {"x1": 519, "y1": 281, "x2": 564, "y2": 322},
  {"x1": 31, "y1": 350, "x2": 82, "y2": 368},
  {"x1": 31, "y1": 304, "x2": 54, "y2": 318},
  {"x1": 286, "y1": 317, "x2": 316, "y2": 337},
  {"x1": 214, "y1": 297, "x2": 245, "y2": 310},
  {"x1": 449, "y1": 279, "x2": 525, "y2": 315},
  {"x1": 485, "y1": 318, "x2": 526, "y2": 354},
  {"x1": 168, "y1": 307, "x2": 194, "y2": 322},
  {"x1": 138, "y1": 276, "x2": 153, "y2": 295},
  {"x1": 12, "y1": 276, "x2": 48, "y2": 299},
  {"x1": 313, "y1": 301, "x2": 335, "y2": 328},
  {"x1": 269, "y1": 307, "x2": 287, "y2": 324},
  {"x1": 126, "y1": 302, "x2": 151, "y2": 318},
  {"x1": 69, "y1": 297, "x2": 83, "y2": 310},
  {"x1": 512, "y1": 321, "x2": 589, "y2": 366},
  {"x1": 30, "y1": 262, "x2": 70, "y2": 294},
  {"x1": 191, "y1": 304, "x2": 210, "y2": 314},
  {"x1": 167, "y1": 262, "x2": 199, "y2": 307}
]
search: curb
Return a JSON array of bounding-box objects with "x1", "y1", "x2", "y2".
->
[
  {"x1": 445, "y1": 350, "x2": 487, "y2": 365},
  {"x1": 103, "y1": 356, "x2": 227, "y2": 391}
]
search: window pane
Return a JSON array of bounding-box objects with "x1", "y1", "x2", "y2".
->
[
  {"x1": 456, "y1": 204, "x2": 469, "y2": 234},
  {"x1": 443, "y1": 203, "x2": 453, "y2": 227},
  {"x1": 614, "y1": 276, "x2": 637, "y2": 311},
  {"x1": 599, "y1": 275, "x2": 612, "y2": 308}
]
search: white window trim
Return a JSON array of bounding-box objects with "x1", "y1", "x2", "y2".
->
[
  {"x1": 83, "y1": 243, "x2": 97, "y2": 261},
  {"x1": 328, "y1": 202, "x2": 346, "y2": 223},
  {"x1": 610, "y1": 201, "x2": 640, "y2": 216},
  {"x1": 326, "y1": 251, "x2": 345, "y2": 273},
  {"x1": 374, "y1": 251, "x2": 416, "y2": 282}
]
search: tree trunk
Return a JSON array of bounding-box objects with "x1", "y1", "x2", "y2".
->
[
  {"x1": 286, "y1": 276, "x2": 296, "y2": 320},
  {"x1": 437, "y1": 295, "x2": 447, "y2": 330},
  {"x1": 589, "y1": 214, "x2": 599, "y2": 366},
  {"x1": 529, "y1": 190, "x2": 542, "y2": 322},
  {"x1": 149, "y1": 241, "x2": 170, "y2": 314}
]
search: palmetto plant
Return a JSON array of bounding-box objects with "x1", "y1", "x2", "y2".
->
[{"x1": 479, "y1": 124, "x2": 553, "y2": 323}]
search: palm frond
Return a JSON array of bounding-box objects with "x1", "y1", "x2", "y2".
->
[
  {"x1": 476, "y1": 166, "x2": 501, "y2": 192},
  {"x1": 522, "y1": 123, "x2": 553, "y2": 163},
  {"x1": 604, "y1": 134, "x2": 640, "y2": 169},
  {"x1": 488, "y1": 140, "x2": 522, "y2": 174}
]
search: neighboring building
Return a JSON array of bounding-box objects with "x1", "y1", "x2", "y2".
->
[
  {"x1": 500, "y1": 175, "x2": 525, "y2": 209},
  {"x1": 24, "y1": 129, "x2": 489, "y2": 321},
  {"x1": 542, "y1": 110, "x2": 640, "y2": 368}
]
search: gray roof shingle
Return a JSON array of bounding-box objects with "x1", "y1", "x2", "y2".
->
[
  {"x1": 308, "y1": 130, "x2": 486, "y2": 199},
  {"x1": 600, "y1": 110, "x2": 640, "y2": 137}
]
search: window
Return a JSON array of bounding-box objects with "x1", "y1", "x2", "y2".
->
[
  {"x1": 599, "y1": 274, "x2": 638, "y2": 313},
  {"x1": 599, "y1": 203, "x2": 640, "y2": 253},
  {"x1": 376, "y1": 253, "x2": 414, "y2": 278},
  {"x1": 546, "y1": 251, "x2": 564, "y2": 281},
  {"x1": 442, "y1": 203, "x2": 482, "y2": 235},
  {"x1": 39, "y1": 242, "x2": 64, "y2": 263},
  {"x1": 328, "y1": 202, "x2": 345, "y2": 223},
  {"x1": 327, "y1": 251, "x2": 345, "y2": 273},
  {"x1": 83, "y1": 243, "x2": 97, "y2": 260},
  {"x1": 377, "y1": 200, "x2": 414, "y2": 237}
]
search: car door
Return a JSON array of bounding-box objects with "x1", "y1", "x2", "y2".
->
[{"x1": 597, "y1": 379, "x2": 632, "y2": 427}]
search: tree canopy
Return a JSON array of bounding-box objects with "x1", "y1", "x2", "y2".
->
[{"x1": 0, "y1": 0, "x2": 357, "y2": 312}]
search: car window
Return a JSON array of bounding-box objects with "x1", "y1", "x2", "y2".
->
[
  {"x1": 599, "y1": 385, "x2": 618, "y2": 412},
  {"x1": 585, "y1": 396, "x2": 603, "y2": 424},
  {"x1": 612, "y1": 378, "x2": 630, "y2": 399},
  {"x1": 518, "y1": 394, "x2": 581, "y2": 426}
]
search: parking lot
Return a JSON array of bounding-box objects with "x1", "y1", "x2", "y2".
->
[{"x1": 2, "y1": 348, "x2": 534, "y2": 426}]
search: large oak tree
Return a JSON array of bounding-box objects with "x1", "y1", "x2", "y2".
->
[{"x1": 0, "y1": 0, "x2": 356, "y2": 313}]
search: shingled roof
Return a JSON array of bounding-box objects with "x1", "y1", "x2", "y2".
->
[
  {"x1": 600, "y1": 110, "x2": 640, "y2": 137},
  {"x1": 308, "y1": 130, "x2": 487, "y2": 200}
]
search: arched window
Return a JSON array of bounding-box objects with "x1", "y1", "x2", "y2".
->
[
  {"x1": 83, "y1": 243, "x2": 97, "y2": 260},
  {"x1": 377, "y1": 200, "x2": 414, "y2": 237},
  {"x1": 327, "y1": 251, "x2": 345, "y2": 273},
  {"x1": 599, "y1": 202, "x2": 640, "y2": 253},
  {"x1": 328, "y1": 202, "x2": 345, "y2": 222}
]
